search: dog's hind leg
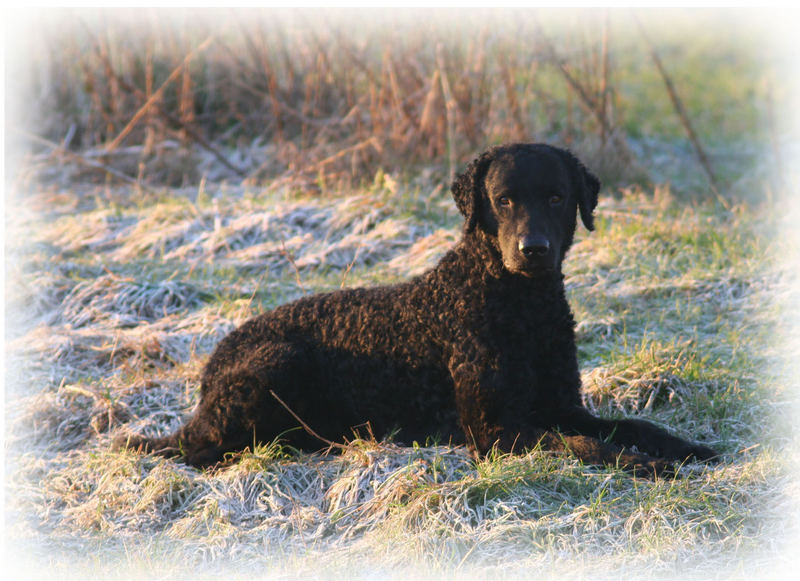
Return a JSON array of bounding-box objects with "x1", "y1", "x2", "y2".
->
[{"x1": 114, "y1": 341, "x2": 322, "y2": 466}]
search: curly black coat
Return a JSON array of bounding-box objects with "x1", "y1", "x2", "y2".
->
[{"x1": 117, "y1": 143, "x2": 717, "y2": 475}]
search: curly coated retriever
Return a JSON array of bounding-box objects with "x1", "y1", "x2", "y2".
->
[{"x1": 116, "y1": 143, "x2": 717, "y2": 475}]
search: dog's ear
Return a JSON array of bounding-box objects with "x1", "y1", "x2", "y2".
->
[
  {"x1": 555, "y1": 148, "x2": 601, "y2": 231},
  {"x1": 577, "y1": 163, "x2": 600, "y2": 231},
  {"x1": 451, "y1": 149, "x2": 496, "y2": 233}
]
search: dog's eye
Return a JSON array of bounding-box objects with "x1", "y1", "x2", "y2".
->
[
  {"x1": 549, "y1": 195, "x2": 563, "y2": 206},
  {"x1": 497, "y1": 196, "x2": 511, "y2": 207}
]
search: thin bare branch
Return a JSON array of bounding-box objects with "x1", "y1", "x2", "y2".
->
[
  {"x1": 90, "y1": 39, "x2": 247, "y2": 178},
  {"x1": 18, "y1": 130, "x2": 157, "y2": 194},
  {"x1": 269, "y1": 390, "x2": 347, "y2": 451},
  {"x1": 534, "y1": 18, "x2": 634, "y2": 167},
  {"x1": 104, "y1": 36, "x2": 215, "y2": 154},
  {"x1": 436, "y1": 44, "x2": 458, "y2": 185},
  {"x1": 634, "y1": 13, "x2": 730, "y2": 210}
]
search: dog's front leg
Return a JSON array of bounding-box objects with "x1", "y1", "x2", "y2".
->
[{"x1": 551, "y1": 406, "x2": 718, "y2": 463}]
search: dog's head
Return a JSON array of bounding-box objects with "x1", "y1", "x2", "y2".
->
[{"x1": 451, "y1": 143, "x2": 600, "y2": 277}]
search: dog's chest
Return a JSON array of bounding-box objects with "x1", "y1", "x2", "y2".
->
[{"x1": 476, "y1": 282, "x2": 572, "y2": 354}]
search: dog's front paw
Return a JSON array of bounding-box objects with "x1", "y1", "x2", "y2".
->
[
  {"x1": 630, "y1": 458, "x2": 675, "y2": 479},
  {"x1": 686, "y1": 442, "x2": 719, "y2": 463}
]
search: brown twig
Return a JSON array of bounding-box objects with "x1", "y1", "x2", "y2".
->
[
  {"x1": 269, "y1": 390, "x2": 347, "y2": 451},
  {"x1": 279, "y1": 239, "x2": 307, "y2": 294},
  {"x1": 634, "y1": 13, "x2": 730, "y2": 210},
  {"x1": 104, "y1": 36, "x2": 214, "y2": 154},
  {"x1": 339, "y1": 236, "x2": 367, "y2": 289},
  {"x1": 231, "y1": 16, "x2": 286, "y2": 144},
  {"x1": 436, "y1": 44, "x2": 458, "y2": 186},
  {"x1": 599, "y1": 12, "x2": 611, "y2": 145},
  {"x1": 500, "y1": 55, "x2": 527, "y2": 140},
  {"x1": 18, "y1": 130, "x2": 156, "y2": 194},
  {"x1": 534, "y1": 19, "x2": 633, "y2": 166},
  {"x1": 294, "y1": 137, "x2": 383, "y2": 179},
  {"x1": 90, "y1": 35, "x2": 247, "y2": 178}
]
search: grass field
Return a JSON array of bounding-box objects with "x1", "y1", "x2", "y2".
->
[
  {"x1": 5, "y1": 7, "x2": 800, "y2": 581},
  {"x1": 6, "y1": 179, "x2": 799, "y2": 580}
]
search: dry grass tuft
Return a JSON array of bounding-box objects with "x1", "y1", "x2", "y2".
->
[{"x1": 60, "y1": 275, "x2": 209, "y2": 327}]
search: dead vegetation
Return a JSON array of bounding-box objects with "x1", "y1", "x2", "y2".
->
[{"x1": 8, "y1": 9, "x2": 782, "y2": 202}]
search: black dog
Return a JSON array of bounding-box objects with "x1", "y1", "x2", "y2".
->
[{"x1": 116, "y1": 143, "x2": 717, "y2": 475}]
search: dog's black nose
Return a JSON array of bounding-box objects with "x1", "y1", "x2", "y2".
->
[{"x1": 519, "y1": 235, "x2": 550, "y2": 257}]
